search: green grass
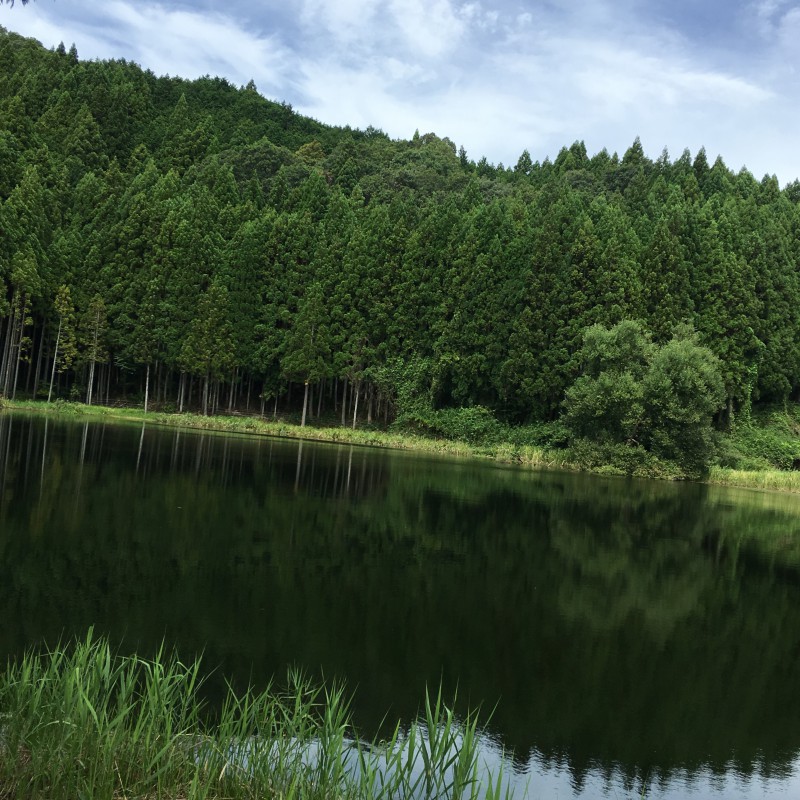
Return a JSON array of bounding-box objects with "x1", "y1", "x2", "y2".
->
[
  {"x1": 0, "y1": 632, "x2": 512, "y2": 800},
  {"x1": 706, "y1": 466, "x2": 800, "y2": 493},
  {"x1": 3, "y1": 398, "x2": 571, "y2": 472}
]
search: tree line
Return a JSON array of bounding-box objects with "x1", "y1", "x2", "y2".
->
[{"x1": 1, "y1": 27, "x2": 800, "y2": 448}]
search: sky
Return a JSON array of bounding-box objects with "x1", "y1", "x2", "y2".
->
[{"x1": 1, "y1": 0, "x2": 799, "y2": 185}]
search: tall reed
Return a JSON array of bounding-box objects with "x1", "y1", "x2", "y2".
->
[{"x1": 0, "y1": 632, "x2": 516, "y2": 799}]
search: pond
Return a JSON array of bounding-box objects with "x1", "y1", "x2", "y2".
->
[{"x1": 1, "y1": 411, "x2": 800, "y2": 799}]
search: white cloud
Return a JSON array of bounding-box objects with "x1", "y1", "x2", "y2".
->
[
  {"x1": 386, "y1": 0, "x2": 467, "y2": 59},
  {"x1": 750, "y1": 0, "x2": 796, "y2": 35},
  {"x1": 775, "y1": 6, "x2": 800, "y2": 59},
  {"x1": 299, "y1": 0, "x2": 381, "y2": 48}
]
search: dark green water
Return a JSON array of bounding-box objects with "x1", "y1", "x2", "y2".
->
[{"x1": 2, "y1": 412, "x2": 800, "y2": 798}]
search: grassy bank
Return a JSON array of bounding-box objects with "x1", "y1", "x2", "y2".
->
[
  {"x1": 4, "y1": 398, "x2": 800, "y2": 493},
  {"x1": 2, "y1": 398, "x2": 572, "y2": 471},
  {"x1": 0, "y1": 633, "x2": 508, "y2": 800}
]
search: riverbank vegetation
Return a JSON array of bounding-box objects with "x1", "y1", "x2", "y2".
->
[
  {"x1": 0, "y1": 633, "x2": 505, "y2": 800},
  {"x1": 1, "y1": 27, "x2": 800, "y2": 484},
  {"x1": 6, "y1": 396, "x2": 800, "y2": 492}
]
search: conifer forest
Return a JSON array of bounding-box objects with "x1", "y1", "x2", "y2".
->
[{"x1": 2, "y1": 27, "x2": 800, "y2": 474}]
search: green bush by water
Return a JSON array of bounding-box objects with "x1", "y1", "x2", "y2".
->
[
  {"x1": 0, "y1": 632, "x2": 510, "y2": 800},
  {"x1": 719, "y1": 407, "x2": 800, "y2": 471}
]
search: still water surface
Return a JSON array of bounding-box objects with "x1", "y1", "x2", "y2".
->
[{"x1": 2, "y1": 412, "x2": 800, "y2": 799}]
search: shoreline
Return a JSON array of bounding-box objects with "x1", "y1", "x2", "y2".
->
[{"x1": 3, "y1": 398, "x2": 800, "y2": 494}]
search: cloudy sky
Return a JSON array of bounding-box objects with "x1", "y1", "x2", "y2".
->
[{"x1": 2, "y1": 0, "x2": 799, "y2": 184}]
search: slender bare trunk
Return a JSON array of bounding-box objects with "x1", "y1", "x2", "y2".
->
[
  {"x1": 2, "y1": 300, "x2": 18, "y2": 396},
  {"x1": 352, "y1": 380, "x2": 360, "y2": 430},
  {"x1": 25, "y1": 325, "x2": 37, "y2": 395},
  {"x1": 0, "y1": 307, "x2": 14, "y2": 396},
  {"x1": 47, "y1": 317, "x2": 63, "y2": 403},
  {"x1": 0, "y1": 317, "x2": 9, "y2": 393},
  {"x1": 86, "y1": 310, "x2": 99, "y2": 406},
  {"x1": 144, "y1": 363, "x2": 150, "y2": 413},
  {"x1": 228, "y1": 368, "x2": 236, "y2": 412},
  {"x1": 301, "y1": 380, "x2": 309, "y2": 427},
  {"x1": 32, "y1": 324, "x2": 45, "y2": 399},
  {"x1": 11, "y1": 295, "x2": 26, "y2": 399},
  {"x1": 341, "y1": 377, "x2": 348, "y2": 427}
]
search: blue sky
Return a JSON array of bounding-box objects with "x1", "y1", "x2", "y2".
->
[{"x1": 2, "y1": 0, "x2": 799, "y2": 184}]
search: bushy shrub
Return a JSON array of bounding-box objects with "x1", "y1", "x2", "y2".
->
[
  {"x1": 568, "y1": 438, "x2": 682, "y2": 479},
  {"x1": 725, "y1": 413, "x2": 800, "y2": 470},
  {"x1": 394, "y1": 405, "x2": 503, "y2": 445},
  {"x1": 509, "y1": 421, "x2": 570, "y2": 449},
  {"x1": 563, "y1": 321, "x2": 726, "y2": 477}
]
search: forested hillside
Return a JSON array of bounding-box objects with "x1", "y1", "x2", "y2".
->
[{"x1": 2, "y1": 27, "x2": 800, "y2": 457}]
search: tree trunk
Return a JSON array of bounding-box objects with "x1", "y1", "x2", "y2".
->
[
  {"x1": 352, "y1": 380, "x2": 360, "y2": 430},
  {"x1": 86, "y1": 358, "x2": 96, "y2": 406},
  {"x1": 0, "y1": 317, "x2": 9, "y2": 394},
  {"x1": 228, "y1": 368, "x2": 236, "y2": 412},
  {"x1": 317, "y1": 377, "x2": 323, "y2": 418},
  {"x1": 47, "y1": 317, "x2": 63, "y2": 403},
  {"x1": 86, "y1": 308, "x2": 99, "y2": 406},
  {"x1": 341, "y1": 377, "x2": 348, "y2": 427},
  {"x1": 32, "y1": 324, "x2": 45, "y2": 400},
  {"x1": 202, "y1": 372, "x2": 210, "y2": 416},
  {"x1": 301, "y1": 380, "x2": 309, "y2": 427},
  {"x1": 2, "y1": 298, "x2": 19, "y2": 396},
  {"x1": 11, "y1": 294, "x2": 26, "y2": 400},
  {"x1": 25, "y1": 324, "x2": 37, "y2": 395},
  {"x1": 0, "y1": 306, "x2": 14, "y2": 396},
  {"x1": 144, "y1": 363, "x2": 150, "y2": 413}
]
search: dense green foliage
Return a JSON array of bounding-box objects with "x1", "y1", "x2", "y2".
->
[
  {"x1": 563, "y1": 321, "x2": 725, "y2": 476},
  {"x1": 2, "y1": 27, "x2": 800, "y2": 474}
]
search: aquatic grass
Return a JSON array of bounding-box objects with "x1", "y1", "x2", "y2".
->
[
  {"x1": 707, "y1": 466, "x2": 800, "y2": 493},
  {"x1": 0, "y1": 632, "x2": 517, "y2": 800}
]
